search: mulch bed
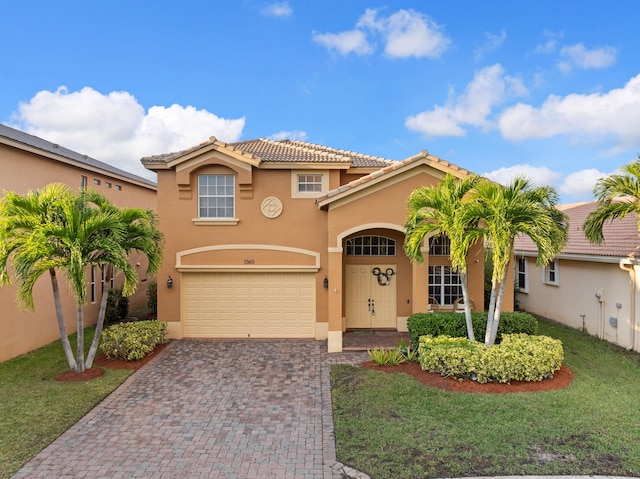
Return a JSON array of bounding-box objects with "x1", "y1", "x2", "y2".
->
[
  {"x1": 54, "y1": 342, "x2": 170, "y2": 383},
  {"x1": 361, "y1": 360, "x2": 573, "y2": 393}
]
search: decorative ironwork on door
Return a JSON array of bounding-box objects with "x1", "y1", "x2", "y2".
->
[{"x1": 371, "y1": 267, "x2": 395, "y2": 286}]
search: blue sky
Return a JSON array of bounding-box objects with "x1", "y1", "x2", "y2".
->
[{"x1": 2, "y1": 1, "x2": 639, "y2": 203}]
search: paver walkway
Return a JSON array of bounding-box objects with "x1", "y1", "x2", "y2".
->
[{"x1": 13, "y1": 339, "x2": 369, "y2": 479}]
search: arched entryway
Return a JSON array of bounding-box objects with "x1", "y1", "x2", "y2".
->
[{"x1": 340, "y1": 226, "x2": 413, "y2": 332}]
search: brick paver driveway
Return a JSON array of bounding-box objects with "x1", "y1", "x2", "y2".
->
[{"x1": 13, "y1": 339, "x2": 368, "y2": 479}]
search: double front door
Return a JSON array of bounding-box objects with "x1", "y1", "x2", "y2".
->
[{"x1": 345, "y1": 264, "x2": 397, "y2": 329}]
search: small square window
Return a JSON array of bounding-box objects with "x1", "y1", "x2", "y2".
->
[
  {"x1": 297, "y1": 174, "x2": 323, "y2": 193},
  {"x1": 115, "y1": 185, "x2": 122, "y2": 191},
  {"x1": 105, "y1": 182, "x2": 112, "y2": 188},
  {"x1": 93, "y1": 179, "x2": 101, "y2": 185}
]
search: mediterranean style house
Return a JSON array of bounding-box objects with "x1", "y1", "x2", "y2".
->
[
  {"x1": 514, "y1": 201, "x2": 640, "y2": 353},
  {"x1": 0, "y1": 124, "x2": 157, "y2": 362},
  {"x1": 142, "y1": 137, "x2": 508, "y2": 352}
]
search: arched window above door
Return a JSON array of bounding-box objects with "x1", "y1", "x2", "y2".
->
[{"x1": 345, "y1": 236, "x2": 396, "y2": 256}]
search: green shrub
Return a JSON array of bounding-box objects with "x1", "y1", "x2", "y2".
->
[
  {"x1": 418, "y1": 336, "x2": 484, "y2": 379},
  {"x1": 408, "y1": 311, "x2": 538, "y2": 347},
  {"x1": 146, "y1": 281, "x2": 158, "y2": 316},
  {"x1": 117, "y1": 294, "x2": 129, "y2": 319},
  {"x1": 418, "y1": 334, "x2": 563, "y2": 384},
  {"x1": 100, "y1": 320, "x2": 167, "y2": 361},
  {"x1": 106, "y1": 288, "x2": 129, "y2": 324},
  {"x1": 477, "y1": 334, "x2": 564, "y2": 383},
  {"x1": 367, "y1": 340, "x2": 418, "y2": 366},
  {"x1": 105, "y1": 288, "x2": 121, "y2": 324}
]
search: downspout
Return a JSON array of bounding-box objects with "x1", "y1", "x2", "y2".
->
[{"x1": 619, "y1": 258, "x2": 638, "y2": 351}]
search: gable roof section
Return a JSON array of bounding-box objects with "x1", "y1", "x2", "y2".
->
[
  {"x1": 141, "y1": 137, "x2": 394, "y2": 170},
  {"x1": 1, "y1": 124, "x2": 156, "y2": 189},
  {"x1": 514, "y1": 200, "x2": 640, "y2": 261},
  {"x1": 316, "y1": 150, "x2": 474, "y2": 208}
]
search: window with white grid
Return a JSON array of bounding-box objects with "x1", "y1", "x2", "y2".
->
[
  {"x1": 198, "y1": 175, "x2": 235, "y2": 219},
  {"x1": 428, "y1": 265, "x2": 462, "y2": 306}
]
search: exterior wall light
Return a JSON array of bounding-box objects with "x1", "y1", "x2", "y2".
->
[
  {"x1": 323, "y1": 276, "x2": 328, "y2": 289},
  {"x1": 167, "y1": 276, "x2": 173, "y2": 289}
]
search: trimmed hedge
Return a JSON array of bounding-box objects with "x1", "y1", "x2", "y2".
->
[
  {"x1": 418, "y1": 333, "x2": 564, "y2": 383},
  {"x1": 407, "y1": 311, "x2": 538, "y2": 347},
  {"x1": 100, "y1": 320, "x2": 168, "y2": 361}
]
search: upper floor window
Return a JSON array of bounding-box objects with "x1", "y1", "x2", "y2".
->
[
  {"x1": 115, "y1": 185, "x2": 122, "y2": 191},
  {"x1": 93, "y1": 179, "x2": 101, "y2": 186},
  {"x1": 81, "y1": 176, "x2": 88, "y2": 188},
  {"x1": 346, "y1": 236, "x2": 396, "y2": 256},
  {"x1": 198, "y1": 174, "x2": 235, "y2": 219},
  {"x1": 291, "y1": 170, "x2": 327, "y2": 198},
  {"x1": 105, "y1": 182, "x2": 112, "y2": 188},
  {"x1": 297, "y1": 174, "x2": 323, "y2": 193},
  {"x1": 515, "y1": 257, "x2": 528, "y2": 293},
  {"x1": 543, "y1": 259, "x2": 559, "y2": 286},
  {"x1": 429, "y1": 235, "x2": 450, "y2": 256}
]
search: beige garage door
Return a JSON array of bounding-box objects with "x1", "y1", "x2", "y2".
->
[{"x1": 183, "y1": 272, "x2": 316, "y2": 338}]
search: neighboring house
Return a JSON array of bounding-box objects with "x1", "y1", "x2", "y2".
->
[
  {"x1": 514, "y1": 201, "x2": 640, "y2": 353},
  {"x1": 0, "y1": 124, "x2": 157, "y2": 362},
  {"x1": 142, "y1": 137, "x2": 510, "y2": 352}
]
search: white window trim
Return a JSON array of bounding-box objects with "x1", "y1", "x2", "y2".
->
[
  {"x1": 542, "y1": 259, "x2": 559, "y2": 286},
  {"x1": 515, "y1": 257, "x2": 529, "y2": 293},
  {"x1": 198, "y1": 174, "x2": 236, "y2": 220},
  {"x1": 291, "y1": 170, "x2": 328, "y2": 198}
]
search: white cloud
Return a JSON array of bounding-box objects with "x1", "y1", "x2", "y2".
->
[
  {"x1": 558, "y1": 168, "x2": 609, "y2": 201},
  {"x1": 557, "y1": 43, "x2": 616, "y2": 73},
  {"x1": 268, "y1": 130, "x2": 308, "y2": 141},
  {"x1": 482, "y1": 164, "x2": 562, "y2": 189},
  {"x1": 261, "y1": 2, "x2": 292, "y2": 18},
  {"x1": 535, "y1": 31, "x2": 563, "y2": 55},
  {"x1": 9, "y1": 86, "x2": 245, "y2": 179},
  {"x1": 358, "y1": 8, "x2": 450, "y2": 59},
  {"x1": 474, "y1": 30, "x2": 506, "y2": 61},
  {"x1": 482, "y1": 165, "x2": 612, "y2": 204},
  {"x1": 312, "y1": 29, "x2": 373, "y2": 56},
  {"x1": 498, "y1": 73, "x2": 640, "y2": 152},
  {"x1": 314, "y1": 8, "x2": 450, "y2": 59},
  {"x1": 405, "y1": 64, "x2": 527, "y2": 137}
]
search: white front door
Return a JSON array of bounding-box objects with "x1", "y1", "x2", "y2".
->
[{"x1": 345, "y1": 264, "x2": 397, "y2": 329}]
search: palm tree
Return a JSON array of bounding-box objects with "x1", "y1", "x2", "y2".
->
[
  {"x1": 465, "y1": 177, "x2": 568, "y2": 345},
  {"x1": 0, "y1": 184, "x2": 164, "y2": 373},
  {"x1": 583, "y1": 159, "x2": 640, "y2": 243},
  {"x1": 0, "y1": 184, "x2": 78, "y2": 369},
  {"x1": 82, "y1": 189, "x2": 163, "y2": 368},
  {"x1": 404, "y1": 174, "x2": 484, "y2": 341}
]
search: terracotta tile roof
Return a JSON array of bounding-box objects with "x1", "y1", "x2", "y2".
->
[
  {"x1": 141, "y1": 137, "x2": 394, "y2": 168},
  {"x1": 514, "y1": 200, "x2": 640, "y2": 259},
  {"x1": 316, "y1": 150, "x2": 472, "y2": 203}
]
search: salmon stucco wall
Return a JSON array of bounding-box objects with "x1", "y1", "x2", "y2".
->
[
  {"x1": 0, "y1": 142, "x2": 157, "y2": 362},
  {"x1": 155, "y1": 166, "x2": 331, "y2": 336}
]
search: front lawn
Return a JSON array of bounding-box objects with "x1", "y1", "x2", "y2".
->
[
  {"x1": 331, "y1": 318, "x2": 640, "y2": 478},
  {"x1": 0, "y1": 328, "x2": 132, "y2": 478}
]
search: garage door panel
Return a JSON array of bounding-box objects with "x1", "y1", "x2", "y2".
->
[{"x1": 183, "y1": 272, "x2": 316, "y2": 338}]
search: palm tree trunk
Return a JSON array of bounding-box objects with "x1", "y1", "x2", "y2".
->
[
  {"x1": 459, "y1": 272, "x2": 475, "y2": 341},
  {"x1": 484, "y1": 280, "x2": 498, "y2": 345},
  {"x1": 86, "y1": 266, "x2": 110, "y2": 368},
  {"x1": 76, "y1": 304, "x2": 85, "y2": 373},
  {"x1": 488, "y1": 275, "x2": 508, "y2": 345},
  {"x1": 49, "y1": 268, "x2": 77, "y2": 371}
]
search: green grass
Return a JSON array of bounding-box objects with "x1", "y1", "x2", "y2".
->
[
  {"x1": 0, "y1": 328, "x2": 133, "y2": 479},
  {"x1": 331, "y1": 318, "x2": 640, "y2": 479}
]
